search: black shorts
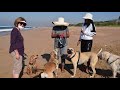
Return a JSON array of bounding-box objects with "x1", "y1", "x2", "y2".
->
[{"x1": 81, "y1": 39, "x2": 93, "y2": 52}]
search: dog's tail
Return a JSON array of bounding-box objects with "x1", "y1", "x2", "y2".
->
[{"x1": 97, "y1": 48, "x2": 102, "y2": 56}]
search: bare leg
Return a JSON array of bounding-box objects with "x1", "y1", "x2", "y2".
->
[
  {"x1": 61, "y1": 55, "x2": 66, "y2": 73},
  {"x1": 13, "y1": 70, "x2": 19, "y2": 78}
]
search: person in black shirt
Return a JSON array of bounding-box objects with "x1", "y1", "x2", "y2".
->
[{"x1": 9, "y1": 17, "x2": 27, "y2": 78}]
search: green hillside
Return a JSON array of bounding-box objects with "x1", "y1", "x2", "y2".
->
[{"x1": 70, "y1": 16, "x2": 120, "y2": 27}]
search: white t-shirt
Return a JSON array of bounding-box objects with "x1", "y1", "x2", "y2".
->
[{"x1": 80, "y1": 23, "x2": 96, "y2": 40}]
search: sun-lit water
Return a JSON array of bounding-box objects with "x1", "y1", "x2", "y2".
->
[{"x1": 0, "y1": 26, "x2": 33, "y2": 36}]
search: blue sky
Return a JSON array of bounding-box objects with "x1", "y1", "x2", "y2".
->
[{"x1": 0, "y1": 12, "x2": 120, "y2": 27}]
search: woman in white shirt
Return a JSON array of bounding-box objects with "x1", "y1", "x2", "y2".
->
[
  {"x1": 77, "y1": 13, "x2": 96, "y2": 73},
  {"x1": 77, "y1": 13, "x2": 96, "y2": 52}
]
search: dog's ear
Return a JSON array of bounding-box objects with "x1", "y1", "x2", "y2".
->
[
  {"x1": 54, "y1": 53, "x2": 57, "y2": 59},
  {"x1": 52, "y1": 52, "x2": 57, "y2": 59},
  {"x1": 34, "y1": 55, "x2": 39, "y2": 59},
  {"x1": 71, "y1": 48, "x2": 74, "y2": 52},
  {"x1": 54, "y1": 48, "x2": 58, "y2": 52},
  {"x1": 102, "y1": 52, "x2": 110, "y2": 60},
  {"x1": 30, "y1": 55, "x2": 35, "y2": 60},
  {"x1": 50, "y1": 52, "x2": 53, "y2": 58}
]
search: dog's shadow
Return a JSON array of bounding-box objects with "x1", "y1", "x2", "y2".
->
[
  {"x1": 96, "y1": 68, "x2": 113, "y2": 78},
  {"x1": 65, "y1": 63, "x2": 114, "y2": 78},
  {"x1": 65, "y1": 63, "x2": 87, "y2": 75},
  {"x1": 41, "y1": 53, "x2": 51, "y2": 62}
]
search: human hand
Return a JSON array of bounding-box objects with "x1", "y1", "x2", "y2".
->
[
  {"x1": 24, "y1": 53, "x2": 28, "y2": 57},
  {"x1": 56, "y1": 34, "x2": 60, "y2": 38},
  {"x1": 77, "y1": 40, "x2": 80, "y2": 46},
  {"x1": 15, "y1": 53, "x2": 20, "y2": 60},
  {"x1": 59, "y1": 33, "x2": 65, "y2": 38},
  {"x1": 81, "y1": 30, "x2": 85, "y2": 34}
]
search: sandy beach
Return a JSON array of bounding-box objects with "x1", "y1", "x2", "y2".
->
[{"x1": 0, "y1": 26, "x2": 120, "y2": 78}]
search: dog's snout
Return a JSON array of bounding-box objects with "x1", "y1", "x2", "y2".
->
[{"x1": 67, "y1": 49, "x2": 72, "y2": 54}]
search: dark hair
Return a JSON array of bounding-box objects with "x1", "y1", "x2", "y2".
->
[
  {"x1": 91, "y1": 20, "x2": 96, "y2": 32},
  {"x1": 83, "y1": 19, "x2": 96, "y2": 32},
  {"x1": 53, "y1": 26, "x2": 67, "y2": 30},
  {"x1": 14, "y1": 17, "x2": 26, "y2": 27}
]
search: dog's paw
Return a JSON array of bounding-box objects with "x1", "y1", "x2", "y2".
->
[
  {"x1": 71, "y1": 75, "x2": 75, "y2": 78},
  {"x1": 55, "y1": 75, "x2": 58, "y2": 78},
  {"x1": 90, "y1": 75, "x2": 94, "y2": 78}
]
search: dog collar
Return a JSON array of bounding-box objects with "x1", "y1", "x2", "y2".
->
[
  {"x1": 70, "y1": 52, "x2": 76, "y2": 59},
  {"x1": 108, "y1": 57, "x2": 120, "y2": 65},
  {"x1": 106, "y1": 55, "x2": 111, "y2": 63},
  {"x1": 107, "y1": 54, "x2": 120, "y2": 65}
]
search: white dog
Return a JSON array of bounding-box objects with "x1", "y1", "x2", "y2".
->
[{"x1": 98, "y1": 48, "x2": 120, "y2": 78}]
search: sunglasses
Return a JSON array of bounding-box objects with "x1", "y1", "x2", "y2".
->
[{"x1": 18, "y1": 22, "x2": 27, "y2": 27}]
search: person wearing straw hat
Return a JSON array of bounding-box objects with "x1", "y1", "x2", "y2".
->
[
  {"x1": 77, "y1": 13, "x2": 96, "y2": 73},
  {"x1": 51, "y1": 17, "x2": 70, "y2": 73}
]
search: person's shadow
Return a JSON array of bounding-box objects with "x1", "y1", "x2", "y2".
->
[{"x1": 41, "y1": 53, "x2": 51, "y2": 62}]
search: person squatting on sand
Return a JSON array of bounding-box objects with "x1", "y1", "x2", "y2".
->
[
  {"x1": 51, "y1": 17, "x2": 70, "y2": 73},
  {"x1": 77, "y1": 13, "x2": 96, "y2": 72},
  {"x1": 9, "y1": 17, "x2": 27, "y2": 78}
]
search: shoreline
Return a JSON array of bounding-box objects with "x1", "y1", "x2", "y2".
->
[{"x1": 0, "y1": 27, "x2": 53, "y2": 37}]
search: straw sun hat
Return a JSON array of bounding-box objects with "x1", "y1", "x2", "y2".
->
[{"x1": 52, "y1": 17, "x2": 69, "y2": 26}]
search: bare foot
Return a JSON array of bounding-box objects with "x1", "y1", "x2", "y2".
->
[
  {"x1": 61, "y1": 69, "x2": 65, "y2": 73},
  {"x1": 86, "y1": 68, "x2": 89, "y2": 74}
]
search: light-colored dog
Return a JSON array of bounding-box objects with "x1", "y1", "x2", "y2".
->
[
  {"x1": 98, "y1": 48, "x2": 120, "y2": 78},
  {"x1": 41, "y1": 49, "x2": 59, "y2": 78},
  {"x1": 26, "y1": 55, "x2": 39, "y2": 76},
  {"x1": 67, "y1": 48, "x2": 102, "y2": 78}
]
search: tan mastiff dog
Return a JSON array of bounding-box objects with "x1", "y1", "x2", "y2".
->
[{"x1": 67, "y1": 48, "x2": 102, "y2": 78}]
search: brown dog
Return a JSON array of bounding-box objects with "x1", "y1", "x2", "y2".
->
[
  {"x1": 67, "y1": 48, "x2": 102, "y2": 78},
  {"x1": 26, "y1": 55, "x2": 39, "y2": 76},
  {"x1": 41, "y1": 49, "x2": 59, "y2": 78}
]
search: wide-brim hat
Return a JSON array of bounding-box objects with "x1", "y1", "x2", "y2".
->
[
  {"x1": 83, "y1": 13, "x2": 93, "y2": 20},
  {"x1": 52, "y1": 17, "x2": 69, "y2": 26}
]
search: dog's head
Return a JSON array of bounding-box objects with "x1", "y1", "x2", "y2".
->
[
  {"x1": 50, "y1": 49, "x2": 58, "y2": 59},
  {"x1": 98, "y1": 51, "x2": 110, "y2": 61},
  {"x1": 67, "y1": 48, "x2": 75, "y2": 58},
  {"x1": 29, "y1": 55, "x2": 39, "y2": 65}
]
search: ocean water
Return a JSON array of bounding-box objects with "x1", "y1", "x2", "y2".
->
[{"x1": 0, "y1": 26, "x2": 33, "y2": 36}]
